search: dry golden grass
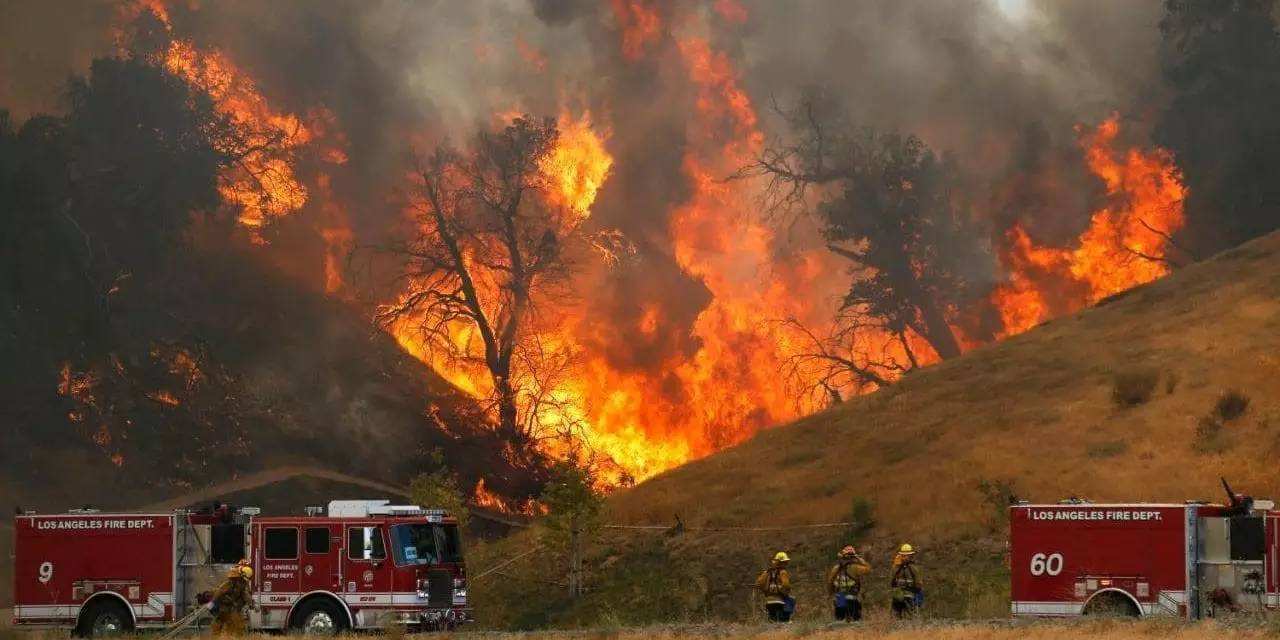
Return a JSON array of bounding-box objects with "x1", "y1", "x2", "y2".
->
[
  {"x1": 470, "y1": 233, "x2": 1280, "y2": 628},
  {"x1": 7, "y1": 619, "x2": 1280, "y2": 640},
  {"x1": 609, "y1": 232, "x2": 1280, "y2": 541},
  {"x1": 451, "y1": 619, "x2": 1280, "y2": 639}
]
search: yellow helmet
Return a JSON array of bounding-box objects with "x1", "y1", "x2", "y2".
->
[
  {"x1": 239, "y1": 566, "x2": 253, "y2": 579},
  {"x1": 898, "y1": 543, "x2": 915, "y2": 555},
  {"x1": 773, "y1": 551, "x2": 791, "y2": 563}
]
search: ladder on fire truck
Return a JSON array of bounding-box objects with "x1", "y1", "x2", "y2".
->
[{"x1": 173, "y1": 512, "x2": 208, "y2": 623}]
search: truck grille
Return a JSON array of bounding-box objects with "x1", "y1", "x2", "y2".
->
[{"x1": 427, "y1": 570, "x2": 453, "y2": 608}]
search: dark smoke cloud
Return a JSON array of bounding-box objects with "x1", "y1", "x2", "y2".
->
[
  {"x1": 0, "y1": 0, "x2": 117, "y2": 119},
  {"x1": 734, "y1": 0, "x2": 1163, "y2": 244},
  {"x1": 0, "y1": 0, "x2": 1172, "y2": 393}
]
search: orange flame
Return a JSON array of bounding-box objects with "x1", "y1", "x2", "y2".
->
[
  {"x1": 146, "y1": 390, "x2": 181, "y2": 406},
  {"x1": 389, "y1": 110, "x2": 614, "y2": 402},
  {"x1": 993, "y1": 114, "x2": 1186, "y2": 336},
  {"x1": 540, "y1": 110, "x2": 614, "y2": 227},
  {"x1": 160, "y1": 40, "x2": 310, "y2": 235},
  {"x1": 472, "y1": 478, "x2": 543, "y2": 516},
  {"x1": 610, "y1": 0, "x2": 663, "y2": 62}
]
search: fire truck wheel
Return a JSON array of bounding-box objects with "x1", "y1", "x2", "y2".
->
[
  {"x1": 291, "y1": 598, "x2": 348, "y2": 635},
  {"x1": 75, "y1": 599, "x2": 134, "y2": 638},
  {"x1": 1082, "y1": 591, "x2": 1141, "y2": 618}
]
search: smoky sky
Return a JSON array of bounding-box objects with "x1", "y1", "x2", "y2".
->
[{"x1": 0, "y1": 0, "x2": 1168, "y2": 370}]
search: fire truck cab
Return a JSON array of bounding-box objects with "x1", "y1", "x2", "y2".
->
[
  {"x1": 12, "y1": 499, "x2": 470, "y2": 635},
  {"x1": 1010, "y1": 487, "x2": 1278, "y2": 619}
]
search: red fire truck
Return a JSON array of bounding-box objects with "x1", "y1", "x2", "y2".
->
[
  {"x1": 12, "y1": 500, "x2": 470, "y2": 636},
  {"x1": 1010, "y1": 484, "x2": 1278, "y2": 619}
]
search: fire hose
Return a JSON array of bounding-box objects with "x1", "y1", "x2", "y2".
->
[{"x1": 156, "y1": 602, "x2": 213, "y2": 640}]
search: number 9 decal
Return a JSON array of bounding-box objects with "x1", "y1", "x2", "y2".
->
[
  {"x1": 1030, "y1": 553, "x2": 1064, "y2": 576},
  {"x1": 38, "y1": 562, "x2": 54, "y2": 584}
]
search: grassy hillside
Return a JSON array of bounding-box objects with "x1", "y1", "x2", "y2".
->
[
  {"x1": 472, "y1": 231, "x2": 1280, "y2": 628},
  {"x1": 3, "y1": 619, "x2": 1279, "y2": 640}
]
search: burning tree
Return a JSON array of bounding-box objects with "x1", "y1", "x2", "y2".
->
[
  {"x1": 1, "y1": 48, "x2": 302, "y2": 481},
  {"x1": 379, "y1": 115, "x2": 615, "y2": 445},
  {"x1": 742, "y1": 91, "x2": 992, "y2": 395}
]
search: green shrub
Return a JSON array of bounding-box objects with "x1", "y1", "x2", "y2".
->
[
  {"x1": 408, "y1": 450, "x2": 470, "y2": 530},
  {"x1": 1213, "y1": 389, "x2": 1250, "y2": 422},
  {"x1": 848, "y1": 496, "x2": 876, "y2": 539},
  {"x1": 1112, "y1": 368, "x2": 1159, "y2": 408}
]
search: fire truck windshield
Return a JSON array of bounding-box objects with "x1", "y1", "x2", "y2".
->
[{"x1": 390, "y1": 523, "x2": 462, "y2": 566}]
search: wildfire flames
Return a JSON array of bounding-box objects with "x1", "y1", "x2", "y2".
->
[
  {"x1": 103, "y1": 1, "x2": 1189, "y2": 491},
  {"x1": 540, "y1": 110, "x2": 615, "y2": 226},
  {"x1": 993, "y1": 115, "x2": 1187, "y2": 336}
]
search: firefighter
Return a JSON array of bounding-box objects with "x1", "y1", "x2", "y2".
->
[
  {"x1": 889, "y1": 543, "x2": 922, "y2": 619},
  {"x1": 827, "y1": 545, "x2": 871, "y2": 621},
  {"x1": 210, "y1": 564, "x2": 254, "y2": 635},
  {"x1": 754, "y1": 552, "x2": 794, "y2": 622}
]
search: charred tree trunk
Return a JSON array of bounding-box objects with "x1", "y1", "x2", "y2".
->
[
  {"x1": 914, "y1": 297, "x2": 961, "y2": 360},
  {"x1": 494, "y1": 372, "x2": 520, "y2": 437}
]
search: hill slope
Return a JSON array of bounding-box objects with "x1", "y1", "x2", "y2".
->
[{"x1": 474, "y1": 231, "x2": 1280, "y2": 628}]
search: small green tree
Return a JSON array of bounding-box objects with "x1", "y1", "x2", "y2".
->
[
  {"x1": 408, "y1": 452, "x2": 470, "y2": 530},
  {"x1": 538, "y1": 461, "x2": 603, "y2": 598}
]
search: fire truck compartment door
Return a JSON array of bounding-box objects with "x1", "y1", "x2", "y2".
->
[
  {"x1": 1198, "y1": 517, "x2": 1268, "y2": 612},
  {"x1": 259, "y1": 526, "x2": 302, "y2": 595},
  {"x1": 1200, "y1": 518, "x2": 1230, "y2": 562},
  {"x1": 342, "y1": 525, "x2": 392, "y2": 602},
  {"x1": 299, "y1": 526, "x2": 339, "y2": 592}
]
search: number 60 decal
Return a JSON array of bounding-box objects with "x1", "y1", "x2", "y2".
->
[{"x1": 1030, "y1": 553, "x2": 1064, "y2": 576}]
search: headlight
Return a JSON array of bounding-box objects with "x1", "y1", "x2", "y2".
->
[{"x1": 416, "y1": 578, "x2": 429, "y2": 599}]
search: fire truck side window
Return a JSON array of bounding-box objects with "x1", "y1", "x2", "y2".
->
[
  {"x1": 210, "y1": 524, "x2": 246, "y2": 564},
  {"x1": 305, "y1": 527, "x2": 330, "y2": 554},
  {"x1": 348, "y1": 526, "x2": 386, "y2": 561},
  {"x1": 264, "y1": 528, "x2": 298, "y2": 560},
  {"x1": 390, "y1": 524, "x2": 438, "y2": 565},
  {"x1": 1230, "y1": 517, "x2": 1266, "y2": 561}
]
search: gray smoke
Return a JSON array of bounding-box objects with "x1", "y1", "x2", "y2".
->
[{"x1": 0, "y1": 0, "x2": 1169, "y2": 392}]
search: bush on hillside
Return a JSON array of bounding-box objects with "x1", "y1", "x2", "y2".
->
[
  {"x1": 1193, "y1": 415, "x2": 1226, "y2": 454},
  {"x1": 1213, "y1": 389, "x2": 1251, "y2": 422},
  {"x1": 1112, "y1": 368, "x2": 1160, "y2": 408},
  {"x1": 847, "y1": 496, "x2": 876, "y2": 540},
  {"x1": 1087, "y1": 441, "x2": 1129, "y2": 459},
  {"x1": 977, "y1": 478, "x2": 1018, "y2": 532}
]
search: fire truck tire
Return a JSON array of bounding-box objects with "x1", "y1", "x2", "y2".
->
[
  {"x1": 74, "y1": 598, "x2": 135, "y2": 638},
  {"x1": 290, "y1": 597, "x2": 349, "y2": 635}
]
